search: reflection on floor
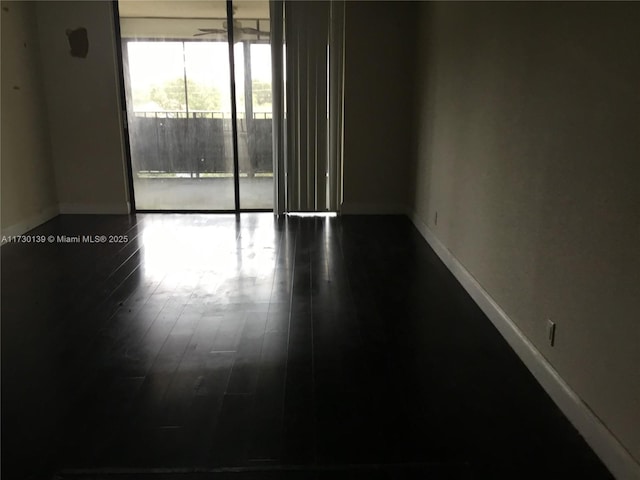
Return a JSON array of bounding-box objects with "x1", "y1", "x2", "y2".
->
[
  {"x1": 133, "y1": 177, "x2": 274, "y2": 210},
  {"x1": 1, "y1": 214, "x2": 612, "y2": 479}
]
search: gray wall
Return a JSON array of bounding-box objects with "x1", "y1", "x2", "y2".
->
[
  {"x1": 1, "y1": 1, "x2": 58, "y2": 234},
  {"x1": 411, "y1": 2, "x2": 640, "y2": 463},
  {"x1": 3, "y1": 1, "x2": 638, "y2": 464},
  {"x1": 2, "y1": 1, "x2": 130, "y2": 234},
  {"x1": 342, "y1": 1, "x2": 418, "y2": 214},
  {"x1": 35, "y1": 1, "x2": 129, "y2": 214}
]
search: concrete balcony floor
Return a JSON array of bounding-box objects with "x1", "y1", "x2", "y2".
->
[{"x1": 133, "y1": 176, "x2": 274, "y2": 210}]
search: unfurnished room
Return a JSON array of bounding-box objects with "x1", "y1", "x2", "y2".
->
[{"x1": 1, "y1": 1, "x2": 639, "y2": 479}]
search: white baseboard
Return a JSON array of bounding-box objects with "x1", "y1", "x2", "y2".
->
[
  {"x1": 409, "y1": 211, "x2": 640, "y2": 480},
  {"x1": 1, "y1": 205, "x2": 59, "y2": 239},
  {"x1": 340, "y1": 202, "x2": 409, "y2": 215},
  {"x1": 58, "y1": 202, "x2": 130, "y2": 214}
]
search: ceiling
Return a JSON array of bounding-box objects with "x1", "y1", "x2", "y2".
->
[
  {"x1": 118, "y1": 1, "x2": 270, "y2": 39},
  {"x1": 118, "y1": 1, "x2": 269, "y2": 20}
]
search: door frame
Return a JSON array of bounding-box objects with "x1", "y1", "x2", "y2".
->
[{"x1": 112, "y1": 0, "x2": 273, "y2": 214}]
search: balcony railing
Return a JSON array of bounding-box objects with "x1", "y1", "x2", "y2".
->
[
  {"x1": 128, "y1": 111, "x2": 273, "y2": 176},
  {"x1": 133, "y1": 111, "x2": 273, "y2": 120}
]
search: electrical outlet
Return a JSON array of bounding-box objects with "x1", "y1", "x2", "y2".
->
[
  {"x1": 547, "y1": 319, "x2": 556, "y2": 347},
  {"x1": 435, "y1": 211, "x2": 438, "y2": 226}
]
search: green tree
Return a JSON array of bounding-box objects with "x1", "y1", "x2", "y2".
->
[
  {"x1": 186, "y1": 79, "x2": 222, "y2": 111},
  {"x1": 149, "y1": 79, "x2": 184, "y2": 111},
  {"x1": 252, "y1": 80, "x2": 272, "y2": 106},
  {"x1": 149, "y1": 78, "x2": 222, "y2": 112}
]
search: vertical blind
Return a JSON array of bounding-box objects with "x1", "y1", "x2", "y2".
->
[{"x1": 270, "y1": 0, "x2": 345, "y2": 214}]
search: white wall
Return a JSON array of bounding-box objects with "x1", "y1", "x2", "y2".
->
[
  {"x1": 1, "y1": 1, "x2": 59, "y2": 235},
  {"x1": 36, "y1": 1, "x2": 129, "y2": 214},
  {"x1": 411, "y1": 1, "x2": 640, "y2": 472},
  {"x1": 341, "y1": 1, "x2": 418, "y2": 215}
]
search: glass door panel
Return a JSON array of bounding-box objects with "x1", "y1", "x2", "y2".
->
[
  {"x1": 183, "y1": 42, "x2": 235, "y2": 209},
  {"x1": 124, "y1": 39, "x2": 235, "y2": 210},
  {"x1": 232, "y1": 4, "x2": 273, "y2": 209},
  {"x1": 118, "y1": 0, "x2": 273, "y2": 211}
]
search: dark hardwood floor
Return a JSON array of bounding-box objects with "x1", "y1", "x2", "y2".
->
[{"x1": 1, "y1": 214, "x2": 612, "y2": 479}]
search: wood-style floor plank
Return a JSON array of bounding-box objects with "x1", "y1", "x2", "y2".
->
[{"x1": 1, "y1": 213, "x2": 613, "y2": 480}]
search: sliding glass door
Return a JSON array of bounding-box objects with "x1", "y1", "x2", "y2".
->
[{"x1": 118, "y1": 0, "x2": 272, "y2": 211}]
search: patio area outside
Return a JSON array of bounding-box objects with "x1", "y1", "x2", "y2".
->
[{"x1": 133, "y1": 175, "x2": 273, "y2": 210}]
